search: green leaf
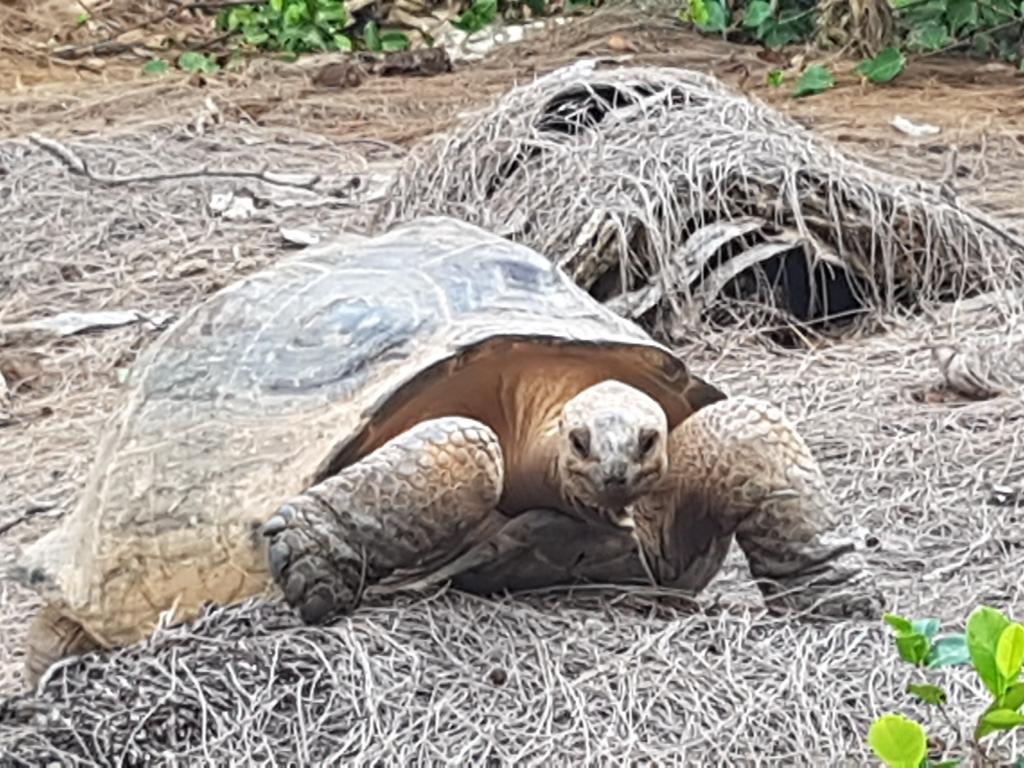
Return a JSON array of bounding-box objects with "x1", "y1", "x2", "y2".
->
[
  {"x1": 333, "y1": 33, "x2": 353, "y2": 51},
  {"x1": 176, "y1": 52, "x2": 219, "y2": 74},
  {"x1": 742, "y1": 0, "x2": 772, "y2": 28},
  {"x1": 755, "y1": 5, "x2": 815, "y2": 48},
  {"x1": 225, "y1": 6, "x2": 255, "y2": 31},
  {"x1": 697, "y1": 0, "x2": 728, "y2": 32},
  {"x1": 283, "y1": 3, "x2": 308, "y2": 26},
  {"x1": 910, "y1": 20, "x2": 950, "y2": 51},
  {"x1": 907, "y1": 683, "x2": 947, "y2": 706},
  {"x1": 766, "y1": 69, "x2": 784, "y2": 87},
  {"x1": 885, "y1": 614, "x2": 915, "y2": 634},
  {"x1": 980, "y1": 0, "x2": 1018, "y2": 23},
  {"x1": 453, "y1": 0, "x2": 498, "y2": 33},
  {"x1": 75, "y1": 11, "x2": 89, "y2": 25},
  {"x1": 316, "y1": 5, "x2": 348, "y2": 24},
  {"x1": 244, "y1": 29, "x2": 270, "y2": 45},
  {"x1": 380, "y1": 31, "x2": 410, "y2": 51},
  {"x1": 302, "y1": 25, "x2": 328, "y2": 49},
  {"x1": 898, "y1": 0, "x2": 946, "y2": 23},
  {"x1": 682, "y1": 0, "x2": 709, "y2": 25},
  {"x1": 968, "y1": 606, "x2": 1012, "y2": 698},
  {"x1": 896, "y1": 633, "x2": 931, "y2": 667},
  {"x1": 996, "y1": 623, "x2": 1024, "y2": 684},
  {"x1": 976, "y1": 708, "x2": 1024, "y2": 740},
  {"x1": 793, "y1": 64, "x2": 835, "y2": 98},
  {"x1": 363, "y1": 19, "x2": 381, "y2": 50},
  {"x1": 524, "y1": 0, "x2": 545, "y2": 13},
  {"x1": 1002, "y1": 682, "x2": 1024, "y2": 711},
  {"x1": 856, "y1": 47, "x2": 906, "y2": 84},
  {"x1": 270, "y1": 0, "x2": 284, "y2": 11},
  {"x1": 946, "y1": 0, "x2": 979, "y2": 34},
  {"x1": 141, "y1": 59, "x2": 170, "y2": 75},
  {"x1": 868, "y1": 714, "x2": 928, "y2": 768},
  {"x1": 913, "y1": 619, "x2": 940, "y2": 641},
  {"x1": 927, "y1": 635, "x2": 971, "y2": 669}
]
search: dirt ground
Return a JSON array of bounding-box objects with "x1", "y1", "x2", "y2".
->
[{"x1": 1, "y1": 2, "x2": 1024, "y2": 763}]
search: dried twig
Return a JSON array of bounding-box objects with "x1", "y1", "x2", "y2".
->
[
  {"x1": 26, "y1": 134, "x2": 356, "y2": 197},
  {"x1": 0, "y1": 502, "x2": 57, "y2": 538}
]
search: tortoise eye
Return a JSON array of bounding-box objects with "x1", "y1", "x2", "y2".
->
[
  {"x1": 569, "y1": 427, "x2": 591, "y2": 459},
  {"x1": 637, "y1": 428, "x2": 658, "y2": 458}
]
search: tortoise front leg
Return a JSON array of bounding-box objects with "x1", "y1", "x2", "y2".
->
[
  {"x1": 262, "y1": 416, "x2": 505, "y2": 624},
  {"x1": 632, "y1": 396, "x2": 884, "y2": 619}
]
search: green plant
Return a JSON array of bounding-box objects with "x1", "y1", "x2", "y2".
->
[
  {"x1": 361, "y1": 20, "x2": 410, "y2": 52},
  {"x1": 453, "y1": 0, "x2": 499, "y2": 33},
  {"x1": 868, "y1": 606, "x2": 1024, "y2": 767},
  {"x1": 141, "y1": 59, "x2": 171, "y2": 75},
  {"x1": 676, "y1": 0, "x2": 1024, "y2": 92},
  {"x1": 793, "y1": 63, "x2": 834, "y2": 96},
  {"x1": 216, "y1": 0, "x2": 355, "y2": 54},
  {"x1": 678, "y1": 0, "x2": 819, "y2": 46},
  {"x1": 177, "y1": 51, "x2": 220, "y2": 73},
  {"x1": 856, "y1": 46, "x2": 907, "y2": 83}
]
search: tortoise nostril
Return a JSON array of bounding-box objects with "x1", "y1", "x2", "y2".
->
[{"x1": 604, "y1": 462, "x2": 628, "y2": 486}]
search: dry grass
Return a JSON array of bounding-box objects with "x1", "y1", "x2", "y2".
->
[
  {"x1": 2, "y1": 305, "x2": 1024, "y2": 764},
  {"x1": 1, "y1": 7, "x2": 1024, "y2": 766}
]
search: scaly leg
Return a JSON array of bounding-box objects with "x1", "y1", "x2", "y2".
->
[
  {"x1": 632, "y1": 396, "x2": 883, "y2": 618},
  {"x1": 262, "y1": 416, "x2": 505, "y2": 624}
]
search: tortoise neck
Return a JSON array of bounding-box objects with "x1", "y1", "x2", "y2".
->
[{"x1": 496, "y1": 375, "x2": 568, "y2": 513}]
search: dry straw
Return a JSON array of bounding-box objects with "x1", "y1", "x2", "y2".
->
[{"x1": 376, "y1": 63, "x2": 1024, "y2": 341}]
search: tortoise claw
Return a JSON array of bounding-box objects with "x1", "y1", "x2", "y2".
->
[
  {"x1": 261, "y1": 505, "x2": 295, "y2": 537},
  {"x1": 267, "y1": 539, "x2": 291, "y2": 582}
]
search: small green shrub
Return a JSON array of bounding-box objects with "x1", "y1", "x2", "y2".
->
[
  {"x1": 677, "y1": 0, "x2": 1024, "y2": 95},
  {"x1": 869, "y1": 605, "x2": 1024, "y2": 768},
  {"x1": 216, "y1": 0, "x2": 357, "y2": 54}
]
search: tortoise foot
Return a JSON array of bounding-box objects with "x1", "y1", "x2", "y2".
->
[
  {"x1": 264, "y1": 502, "x2": 364, "y2": 625},
  {"x1": 264, "y1": 416, "x2": 505, "y2": 625},
  {"x1": 759, "y1": 560, "x2": 885, "y2": 620}
]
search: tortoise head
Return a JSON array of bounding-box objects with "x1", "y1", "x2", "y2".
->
[{"x1": 556, "y1": 379, "x2": 669, "y2": 527}]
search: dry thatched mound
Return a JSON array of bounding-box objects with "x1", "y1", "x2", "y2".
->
[{"x1": 376, "y1": 62, "x2": 1024, "y2": 342}]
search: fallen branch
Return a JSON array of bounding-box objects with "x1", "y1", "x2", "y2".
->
[{"x1": 28, "y1": 134, "x2": 355, "y2": 199}]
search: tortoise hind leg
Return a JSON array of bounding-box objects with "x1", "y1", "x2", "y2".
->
[
  {"x1": 263, "y1": 416, "x2": 505, "y2": 624},
  {"x1": 24, "y1": 605, "x2": 101, "y2": 689},
  {"x1": 633, "y1": 396, "x2": 884, "y2": 618}
]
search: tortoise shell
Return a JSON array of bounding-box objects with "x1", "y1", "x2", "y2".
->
[{"x1": 17, "y1": 216, "x2": 724, "y2": 647}]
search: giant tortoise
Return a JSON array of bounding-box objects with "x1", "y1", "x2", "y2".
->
[{"x1": 16, "y1": 217, "x2": 881, "y2": 686}]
